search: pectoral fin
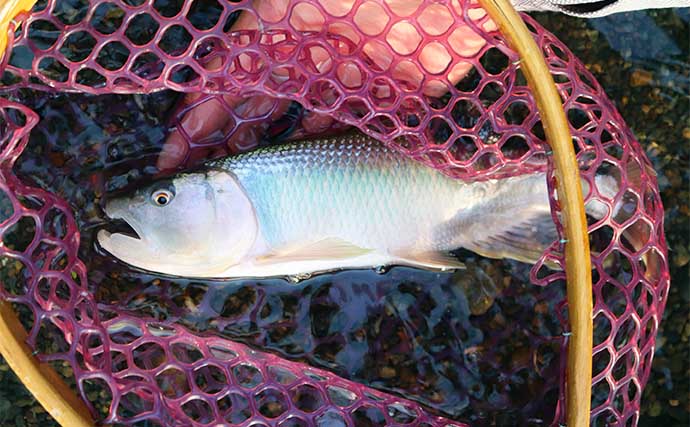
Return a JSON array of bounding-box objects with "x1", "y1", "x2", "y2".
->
[
  {"x1": 256, "y1": 238, "x2": 373, "y2": 264},
  {"x1": 393, "y1": 250, "x2": 466, "y2": 271}
]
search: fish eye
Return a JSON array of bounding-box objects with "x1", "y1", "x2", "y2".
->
[{"x1": 151, "y1": 189, "x2": 174, "y2": 207}]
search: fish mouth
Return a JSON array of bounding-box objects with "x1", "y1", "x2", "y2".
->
[
  {"x1": 101, "y1": 198, "x2": 142, "y2": 241},
  {"x1": 102, "y1": 218, "x2": 140, "y2": 240}
]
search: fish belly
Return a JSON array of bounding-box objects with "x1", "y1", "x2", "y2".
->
[{"x1": 218, "y1": 253, "x2": 400, "y2": 278}]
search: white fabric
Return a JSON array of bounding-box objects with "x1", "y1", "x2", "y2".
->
[{"x1": 513, "y1": 0, "x2": 690, "y2": 17}]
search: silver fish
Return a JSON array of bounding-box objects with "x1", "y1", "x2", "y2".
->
[{"x1": 97, "y1": 133, "x2": 610, "y2": 279}]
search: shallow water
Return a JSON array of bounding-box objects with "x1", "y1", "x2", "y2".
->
[
  {"x1": 0, "y1": 6, "x2": 687, "y2": 427},
  {"x1": 3, "y1": 87, "x2": 566, "y2": 425}
]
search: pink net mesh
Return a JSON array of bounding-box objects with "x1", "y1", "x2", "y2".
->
[{"x1": 0, "y1": 0, "x2": 670, "y2": 425}]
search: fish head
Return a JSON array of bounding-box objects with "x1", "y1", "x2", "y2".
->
[{"x1": 97, "y1": 170, "x2": 258, "y2": 277}]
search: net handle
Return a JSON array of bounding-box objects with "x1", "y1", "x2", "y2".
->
[
  {"x1": 0, "y1": 4, "x2": 95, "y2": 426},
  {"x1": 0, "y1": 0, "x2": 35, "y2": 62},
  {"x1": 0, "y1": 301, "x2": 94, "y2": 426},
  {"x1": 477, "y1": 1, "x2": 594, "y2": 426},
  {"x1": 0, "y1": 5, "x2": 95, "y2": 424}
]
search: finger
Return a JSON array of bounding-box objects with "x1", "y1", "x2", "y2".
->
[
  {"x1": 224, "y1": 97, "x2": 292, "y2": 152},
  {"x1": 355, "y1": 1, "x2": 494, "y2": 97},
  {"x1": 301, "y1": 111, "x2": 334, "y2": 135},
  {"x1": 157, "y1": 131, "x2": 190, "y2": 170},
  {"x1": 158, "y1": 95, "x2": 240, "y2": 170}
]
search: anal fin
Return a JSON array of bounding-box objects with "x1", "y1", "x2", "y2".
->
[
  {"x1": 256, "y1": 238, "x2": 372, "y2": 264},
  {"x1": 393, "y1": 250, "x2": 466, "y2": 271}
]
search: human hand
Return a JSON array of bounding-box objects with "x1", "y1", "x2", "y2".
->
[{"x1": 157, "y1": 0, "x2": 494, "y2": 170}]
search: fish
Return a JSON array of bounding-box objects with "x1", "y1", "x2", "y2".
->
[{"x1": 96, "y1": 132, "x2": 613, "y2": 279}]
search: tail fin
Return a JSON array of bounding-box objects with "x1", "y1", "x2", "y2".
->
[
  {"x1": 567, "y1": 162, "x2": 659, "y2": 279},
  {"x1": 589, "y1": 161, "x2": 660, "y2": 281},
  {"x1": 454, "y1": 162, "x2": 658, "y2": 274}
]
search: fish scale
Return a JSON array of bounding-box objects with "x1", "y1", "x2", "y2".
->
[{"x1": 215, "y1": 133, "x2": 466, "y2": 252}]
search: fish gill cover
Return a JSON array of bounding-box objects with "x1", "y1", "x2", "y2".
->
[{"x1": 0, "y1": 0, "x2": 670, "y2": 426}]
